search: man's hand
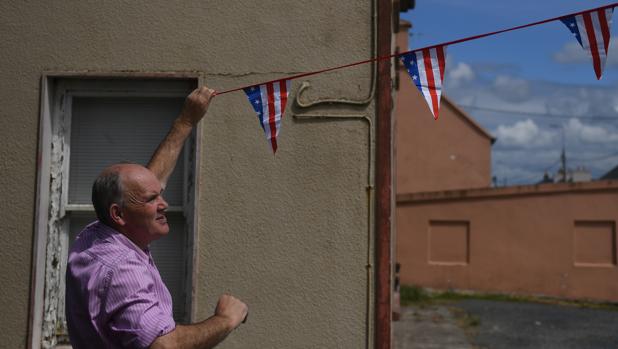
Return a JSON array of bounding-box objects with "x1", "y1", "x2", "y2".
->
[
  {"x1": 150, "y1": 294, "x2": 248, "y2": 349},
  {"x1": 178, "y1": 86, "x2": 216, "y2": 128},
  {"x1": 215, "y1": 294, "x2": 249, "y2": 330}
]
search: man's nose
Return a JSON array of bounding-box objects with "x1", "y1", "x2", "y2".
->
[{"x1": 157, "y1": 196, "x2": 169, "y2": 210}]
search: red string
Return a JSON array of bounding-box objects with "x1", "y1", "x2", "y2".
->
[{"x1": 215, "y1": 2, "x2": 618, "y2": 96}]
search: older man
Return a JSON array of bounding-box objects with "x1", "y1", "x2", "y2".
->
[{"x1": 66, "y1": 86, "x2": 248, "y2": 349}]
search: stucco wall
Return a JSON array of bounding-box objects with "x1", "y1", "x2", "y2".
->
[
  {"x1": 0, "y1": 2, "x2": 377, "y2": 348},
  {"x1": 397, "y1": 181, "x2": 618, "y2": 302},
  {"x1": 394, "y1": 23, "x2": 492, "y2": 194}
]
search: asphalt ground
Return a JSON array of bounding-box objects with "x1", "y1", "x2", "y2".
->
[{"x1": 394, "y1": 299, "x2": 618, "y2": 349}]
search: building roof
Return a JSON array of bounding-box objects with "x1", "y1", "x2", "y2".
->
[
  {"x1": 397, "y1": 180, "x2": 618, "y2": 204},
  {"x1": 441, "y1": 95, "x2": 496, "y2": 144},
  {"x1": 601, "y1": 164, "x2": 618, "y2": 180}
]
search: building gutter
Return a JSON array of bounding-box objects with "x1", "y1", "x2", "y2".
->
[{"x1": 375, "y1": 0, "x2": 393, "y2": 347}]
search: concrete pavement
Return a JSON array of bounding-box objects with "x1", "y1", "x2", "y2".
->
[
  {"x1": 394, "y1": 305, "x2": 473, "y2": 349},
  {"x1": 394, "y1": 299, "x2": 618, "y2": 349}
]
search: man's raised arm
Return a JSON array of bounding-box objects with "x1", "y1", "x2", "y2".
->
[{"x1": 147, "y1": 86, "x2": 215, "y2": 188}]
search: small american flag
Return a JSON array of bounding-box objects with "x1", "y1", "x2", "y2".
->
[
  {"x1": 400, "y1": 46, "x2": 447, "y2": 120},
  {"x1": 561, "y1": 7, "x2": 614, "y2": 80},
  {"x1": 244, "y1": 79, "x2": 291, "y2": 153}
]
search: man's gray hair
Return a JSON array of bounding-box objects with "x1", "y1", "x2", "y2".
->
[{"x1": 91, "y1": 167, "x2": 124, "y2": 227}]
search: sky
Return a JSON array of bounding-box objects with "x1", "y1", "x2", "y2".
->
[{"x1": 400, "y1": 1, "x2": 618, "y2": 185}]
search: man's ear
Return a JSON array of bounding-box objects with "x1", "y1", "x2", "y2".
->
[{"x1": 109, "y1": 204, "x2": 126, "y2": 226}]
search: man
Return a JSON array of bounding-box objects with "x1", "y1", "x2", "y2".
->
[{"x1": 66, "y1": 86, "x2": 248, "y2": 349}]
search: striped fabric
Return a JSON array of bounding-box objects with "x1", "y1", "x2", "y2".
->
[
  {"x1": 243, "y1": 79, "x2": 291, "y2": 153},
  {"x1": 66, "y1": 221, "x2": 175, "y2": 349},
  {"x1": 561, "y1": 7, "x2": 614, "y2": 80},
  {"x1": 400, "y1": 46, "x2": 447, "y2": 120}
]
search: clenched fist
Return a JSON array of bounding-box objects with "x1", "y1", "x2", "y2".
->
[
  {"x1": 215, "y1": 294, "x2": 249, "y2": 330},
  {"x1": 179, "y1": 86, "x2": 216, "y2": 127}
]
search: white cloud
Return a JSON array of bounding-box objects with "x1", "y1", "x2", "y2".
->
[
  {"x1": 553, "y1": 41, "x2": 618, "y2": 67},
  {"x1": 565, "y1": 118, "x2": 618, "y2": 143},
  {"x1": 439, "y1": 58, "x2": 618, "y2": 182},
  {"x1": 492, "y1": 75, "x2": 531, "y2": 102},
  {"x1": 447, "y1": 62, "x2": 475, "y2": 85},
  {"x1": 553, "y1": 42, "x2": 588, "y2": 64},
  {"x1": 494, "y1": 119, "x2": 555, "y2": 148}
]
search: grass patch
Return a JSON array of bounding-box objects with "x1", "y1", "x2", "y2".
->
[
  {"x1": 399, "y1": 285, "x2": 430, "y2": 305},
  {"x1": 398, "y1": 284, "x2": 618, "y2": 311}
]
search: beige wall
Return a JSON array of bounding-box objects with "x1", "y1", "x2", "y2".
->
[
  {"x1": 0, "y1": 2, "x2": 378, "y2": 348},
  {"x1": 394, "y1": 22, "x2": 493, "y2": 194},
  {"x1": 397, "y1": 181, "x2": 618, "y2": 302}
]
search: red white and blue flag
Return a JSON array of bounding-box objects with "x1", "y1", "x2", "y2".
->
[
  {"x1": 400, "y1": 45, "x2": 447, "y2": 120},
  {"x1": 561, "y1": 7, "x2": 614, "y2": 80},
  {"x1": 243, "y1": 79, "x2": 291, "y2": 153}
]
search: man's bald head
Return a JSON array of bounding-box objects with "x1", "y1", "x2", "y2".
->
[{"x1": 92, "y1": 163, "x2": 145, "y2": 227}]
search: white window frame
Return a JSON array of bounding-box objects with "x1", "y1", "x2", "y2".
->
[{"x1": 30, "y1": 73, "x2": 203, "y2": 349}]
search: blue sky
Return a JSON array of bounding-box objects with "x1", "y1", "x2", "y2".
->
[{"x1": 401, "y1": 1, "x2": 618, "y2": 185}]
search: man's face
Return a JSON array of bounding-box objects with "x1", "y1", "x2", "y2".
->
[{"x1": 120, "y1": 166, "x2": 169, "y2": 245}]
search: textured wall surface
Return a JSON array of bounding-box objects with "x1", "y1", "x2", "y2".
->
[
  {"x1": 397, "y1": 182, "x2": 618, "y2": 302},
  {"x1": 0, "y1": 1, "x2": 376, "y2": 348}
]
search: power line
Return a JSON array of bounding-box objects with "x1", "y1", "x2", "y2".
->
[
  {"x1": 570, "y1": 150, "x2": 618, "y2": 163},
  {"x1": 458, "y1": 104, "x2": 618, "y2": 122}
]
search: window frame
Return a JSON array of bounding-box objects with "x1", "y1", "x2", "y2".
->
[{"x1": 30, "y1": 73, "x2": 203, "y2": 349}]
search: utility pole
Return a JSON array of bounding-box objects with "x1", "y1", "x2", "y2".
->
[
  {"x1": 560, "y1": 125, "x2": 567, "y2": 182},
  {"x1": 560, "y1": 145, "x2": 567, "y2": 182},
  {"x1": 551, "y1": 123, "x2": 567, "y2": 182}
]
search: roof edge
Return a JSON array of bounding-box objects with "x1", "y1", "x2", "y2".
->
[
  {"x1": 442, "y1": 95, "x2": 496, "y2": 144},
  {"x1": 397, "y1": 180, "x2": 618, "y2": 204}
]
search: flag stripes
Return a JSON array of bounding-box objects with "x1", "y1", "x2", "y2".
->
[
  {"x1": 561, "y1": 7, "x2": 614, "y2": 80},
  {"x1": 244, "y1": 79, "x2": 291, "y2": 153},
  {"x1": 400, "y1": 46, "x2": 447, "y2": 120}
]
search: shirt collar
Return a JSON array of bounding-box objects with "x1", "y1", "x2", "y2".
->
[{"x1": 94, "y1": 221, "x2": 152, "y2": 263}]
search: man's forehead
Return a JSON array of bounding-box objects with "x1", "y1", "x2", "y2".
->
[{"x1": 116, "y1": 164, "x2": 161, "y2": 191}]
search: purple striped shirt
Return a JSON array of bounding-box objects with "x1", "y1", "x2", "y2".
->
[{"x1": 66, "y1": 221, "x2": 175, "y2": 349}]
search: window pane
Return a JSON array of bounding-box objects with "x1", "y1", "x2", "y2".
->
[
  {"x1": 68, "y1": 96, "x2": 186, "y2": 206},
  {"x1": 67, "y1": 94, "x2": 191, "y2": 322}
]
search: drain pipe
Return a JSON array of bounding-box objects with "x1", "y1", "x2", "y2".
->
[{"x1": 375, "y1": 0, "x2": 393, "y2": 347}]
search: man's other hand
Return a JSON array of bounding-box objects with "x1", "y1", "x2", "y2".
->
[
  {"x1": 150, "y1": 294, "x2": 248, "y2": 349},
  {"x1": 179, "y1": 86, "x2": 216, "y2": 127},
  {"x1": 215, "y1": 294, "x2": 249, "y2": 330}
]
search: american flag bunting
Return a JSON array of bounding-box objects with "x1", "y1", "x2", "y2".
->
[
  {"x1": 561, "y1": 7, "x2": 614, "y2": 80},
  {"x1": 243, "y1": 79, "x2": 291, "y2": 153},
  {"x1": 400, "y1": 46, "x2": 447, "y2": 120}
]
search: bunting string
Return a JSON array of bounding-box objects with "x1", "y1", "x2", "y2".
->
[
  {"x1": 213, "y1": 2, "x2": 617, "y2": 151},
  {"x1": 216, "y1": 2, "x2": 617, "y2": 97}
]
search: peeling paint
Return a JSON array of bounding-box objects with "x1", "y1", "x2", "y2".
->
[{"x1": 41, "y1": 134, "x2": 66, "y2": 349}]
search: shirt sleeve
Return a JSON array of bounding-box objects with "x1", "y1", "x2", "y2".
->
[{"x1": 103, "y1": 254, "x2": 176, "y2": 349}]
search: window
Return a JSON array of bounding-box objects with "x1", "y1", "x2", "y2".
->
[
  {"x1": 32, "y1": 76, "x2": 199, "y2": 348},
  {"x1": 428, "y1": 220, "x2": 470, "y2": 265}
]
